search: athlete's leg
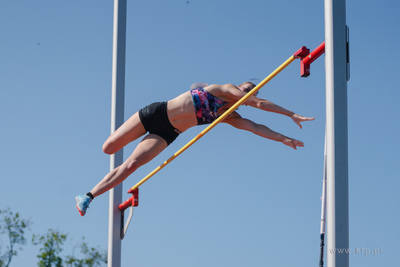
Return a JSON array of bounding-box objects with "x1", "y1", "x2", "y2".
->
[
  {"x1": 102, "y1": 112, "x2": 147, "y2": 155},
  {"x1": 90, "y1": 134, "x2": 168, "y2": 198}
]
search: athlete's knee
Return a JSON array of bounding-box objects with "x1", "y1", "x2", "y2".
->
[
  {"x1": 123, "y1": 159, "x2": 142, "y2": 174},
  {"x1": 102, "y1": 139, "x2": 118, "y2": 155}
]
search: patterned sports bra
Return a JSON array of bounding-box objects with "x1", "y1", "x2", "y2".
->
[{"x1": 190, "y1": 87, "x2": 228, "y2": 125}]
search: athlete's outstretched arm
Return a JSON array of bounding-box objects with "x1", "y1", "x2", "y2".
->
[
  {"x1": 219, "y1": 84, "x2": 315, "y2": 129},
  {"x1": 223, "y1": 112, "x2": 304, "y2": 150}
]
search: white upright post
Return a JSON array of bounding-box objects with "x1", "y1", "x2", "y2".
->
[
  {"x1": 108, "y1": 0, "x2": 127, "y2": 266},
  {"x1": 324, "y1": 0, "x2": 349, "y2": 266}
]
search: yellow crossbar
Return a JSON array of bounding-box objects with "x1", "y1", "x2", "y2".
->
[{"x1": 128, "y1": 55, "x2": 296, "y2": 193}]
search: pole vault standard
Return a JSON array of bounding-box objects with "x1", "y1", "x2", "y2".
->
[
  {"x1": 325, "y1": 0, "x2": 349, "y2": 266},
  {"x1": 126, "y1": 47, "x2": 309, "y2": 194},
  {"x1": 108, "y1": 0, "x2": 127, "y2": 267}
]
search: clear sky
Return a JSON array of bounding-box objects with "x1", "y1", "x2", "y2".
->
[{"x1": 1, "y1": 0, "x2": 399, "y2": 266}]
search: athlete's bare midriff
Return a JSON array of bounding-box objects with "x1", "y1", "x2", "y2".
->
[{"x1": 166, "y1": 91, "x2": 198, "y2": 132}]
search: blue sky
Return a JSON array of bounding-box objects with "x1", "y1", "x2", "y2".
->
[{"x1": 1, "y1": 0, "x2": 399, "y2": 266}]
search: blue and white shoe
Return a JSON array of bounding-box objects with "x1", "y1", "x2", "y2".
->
[{"x1": 76, "y1": 195, "x2": 92, "y2": 216}]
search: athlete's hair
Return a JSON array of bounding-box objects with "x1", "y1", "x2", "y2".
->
[{"x1": 238, "y1": 82, "x2": 258, "y2": 96}]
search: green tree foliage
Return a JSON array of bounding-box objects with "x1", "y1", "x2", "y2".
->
[
  {"x1": 32, "y1": 229, "x2": 67, "y2": 267},
  {"x1": 0, "y1": 208, "x2": 31, "y2": 267},
  {"x1": 65, "y1": 239, "x2": 107, "y2": 267},
  {"x1": 33, "y1": 230, "x2": 107, "y2": 267},
  {"x1": 0, "y1": 209, "x2": 106, "y2": 267}
]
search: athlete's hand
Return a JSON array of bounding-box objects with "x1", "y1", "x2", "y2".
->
[
  {"x1": 282, "y1": 138, "x2": 304, "y2": 150},
  {"x1": 291, "y1": 113, "x2": 315, "y2": 129}
]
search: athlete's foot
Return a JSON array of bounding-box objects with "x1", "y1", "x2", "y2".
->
[{"x1": 75, "y1": 195, "x2": 92, "y2": 216}]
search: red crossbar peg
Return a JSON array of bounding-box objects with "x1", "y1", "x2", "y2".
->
[
  {"x1": 301, "y1": 42, "x2": 325, "y2": 77},
  {"x1": 293, "y1": 46, "x2": 310, "y2": 59},
  {"x1": 119, "y1": 188, "x2": 139, "y2": 211}
]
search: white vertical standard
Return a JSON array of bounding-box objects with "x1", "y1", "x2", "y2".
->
[
  {"x1": 324, "y1": 0, "x2": 349, "y2": 266},
  {"x1": 108, "y1": 0, "x2": 127, "y2": 267}
]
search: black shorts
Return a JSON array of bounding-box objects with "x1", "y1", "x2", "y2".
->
[{"x1": 138, "y1": 102, "x2": 181, "y2": 146}]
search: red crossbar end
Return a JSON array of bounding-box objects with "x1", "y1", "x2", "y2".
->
[
  {"x1": 301, "y1": 42, "x2": 326, "y2": 78},
  {"x1": 293, "y1": 46, "x2": 311, "y2": 77},
  {"x1": 119, "y1": 188, "x2": 139, "y2": 211},
  {"x1": 293, "y1": 46, "x2": 310, "y2": 59}
]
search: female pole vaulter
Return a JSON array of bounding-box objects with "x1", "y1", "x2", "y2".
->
[{"x1": 76, "y1": 82, "x2": 315, "y2": 216}]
